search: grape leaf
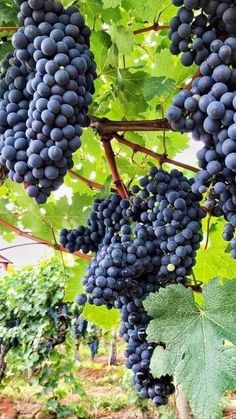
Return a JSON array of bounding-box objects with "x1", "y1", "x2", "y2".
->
[
  {"x1": 64, "y1": 260, "x2": 89, "y2": 301},
  {"x1": 74, "y1": 0, "x2": 103, "y2": 27},
  {"x1": 143, "y1": 77, "x2": 175, "y2": 101},
  {"x1": 61, "y1": 0, "x2": 75, "y2": 7},
  {"x1": 154, "y1": 48, "x2": 196, "y2": 87},
  {"x1": 0, "y1": 0, "x2": 18, "y2": 25},
  {"x1": 102, "y1": 0, "x2": 121, "y2": 8},
  {"x1": 109, "y1": 24, "x2": 135, "y2": 55},
  {"x1": 83, "y1": 304, "x2": 119, "y2": 331},
  {"x1": 144, "y1": 280, "x2": 236, "y2": 419},
  {"x1": 121, "y1": 0, "x2": 175, "y2": 22},
  {"x1": 95, "y1": 175, "x2": 112, "y2": 199},
  {"x1": 194, "y1": 218, "x2": 236, "y2": 282},
  {"x1": 91, "y1": 31, "x2": 118, "y2": 73}
]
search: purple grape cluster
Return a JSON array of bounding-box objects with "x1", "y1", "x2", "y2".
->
[
  {"x1": 168, "y1": 35, "x2": 236, "y2": 257},
  {"x1": 117, "y1": 289, "x2": 175, "y2": 406},
  {"x1": 71, "y1": 316, "x2": 87, "y2": 340},
  {"x1": 0, "y1": 0, "x2": 96, "y2": 204},
  {"x1": 60, "y1": 193, "x2": 124, "y2": 253},
  {"x1": 170, "y1": 0, "x2": 236, "y2": 67},
  {"x1": 60, "y1": 166, "x2": 205, "y2": 406}
]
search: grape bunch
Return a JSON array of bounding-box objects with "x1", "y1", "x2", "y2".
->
[
  {"x1": 60, "y1": 166, "x2": 205, "y2": 406},
  {"x1": 72, "y1": 316, "x2": 88, "y2": 340},
  {"x1": 170, "y1": 0, "x2": 236, "y2": 67},
  {"x1": 60, "y1": 193, "x2": 124, "y2": 254},
  {"x1": 0, "y1": 0, "x2": 96, "y2": 204},
  {"x1": 88, "y1": 337, "x2": 99, "y2": 360},
  {"x1": 118, "y1": 288, "x2": 175, "y2": 406},
  {"x1": 168, "y1": 33, "x2": 236, "y2": 257},
  {"x1": 46, "y1": 303, "x2": 70, "y2": 348}
]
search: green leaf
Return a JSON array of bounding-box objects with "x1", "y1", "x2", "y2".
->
[
  {"x1": 90, "y1": 31, "x2": 118, "y2": 73},
  {"x1": 95, "y1": 175, "x2": 112, "y2": 199},
  {"x1": 77, "y1": 0, "x2": 103, "y2": 27},
  {"x1": 154, "y1": 48, "x2": 196, "y2": 87},
  {"x1": 61, "y1": 0, "x2": 75, "y2": 7},
  {"x1": 103, "y1": 0, "x2": 121, "y2": 8},
  {"x1": 143, "y1": 77, "x2": 175, "y2": 101},
  {"x1": 109, "y1": 24, "x2": 135, "y2": 55},
  {"x1": 194, "y1": 218, "x2": 236, "y2": 282},
  {"x1": 144, "y1": 280, "x2": 236, "y2": 419},
  {"x1": 121, "y1": 0, "x2": 175, "y2": 22},
  {"x1": 0, "y1": 0, "x2": 18, "y2": 25},
  {"x1": 83, "y1": 304, "x2": 119, "y2": 331},
  {"x1": 0, "y1": 41, "x2": 13, "y2": 61},
  {"x1": 64, "y1": 260, "x2": 89, "y2": 301}
]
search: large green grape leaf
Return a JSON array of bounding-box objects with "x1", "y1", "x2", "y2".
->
[
  {"x1": 44, "y1": 193, "x2": 94, "y2": 231},
  {"x1": 95, "y1": 175, "x2": 112, "y2": 199},
  {"x1": 144, "y1": 280, "x2": 236, "y2": 419},
  {"x1": 0, "y1": 41, "x2": 13, "y2": 61},
  {"x1": 101, "y1": 6, "x2": 122, "y2": 22},
  {"x1": 61, "y1": 0, "x2": 75, "y2": 7},
  {"x1": 141, "y1": 131, "x2": 189, "y2": 160}
]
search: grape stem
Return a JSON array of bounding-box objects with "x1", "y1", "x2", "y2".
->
[
  {"x1": 69, "y1": 170, "x2": 117, "y2": 192},
  {"x1": 0, "y1": 218, "x2": 92, "y2": 261},
  {"x1": 185, "y1": 283, "x2": 202, "y2": 293},
  {"x1": 90, "y1": 116, "x2": 170, "y2": 135},
  {"x1": 91, "y1": 117, "x2": 199, "y2": 172},
  {"x1": 204, "y1": 213, "x2": 212, "y2": 250},
  {"x1": 113, "y1": 133, "x2": 199, "y2": 173},
  {"x1": 0, "y1": 24, "x2": 170, "y2": 35},
  {"x1": 0, "y1": 27, "x2": 17, "y2": 31},
  {"x1": 133, "y1": 23, "x2": 170, "y2": 35},
  {"x1": 101, "y1": 136, "x2": 129, "y2": 199}
]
